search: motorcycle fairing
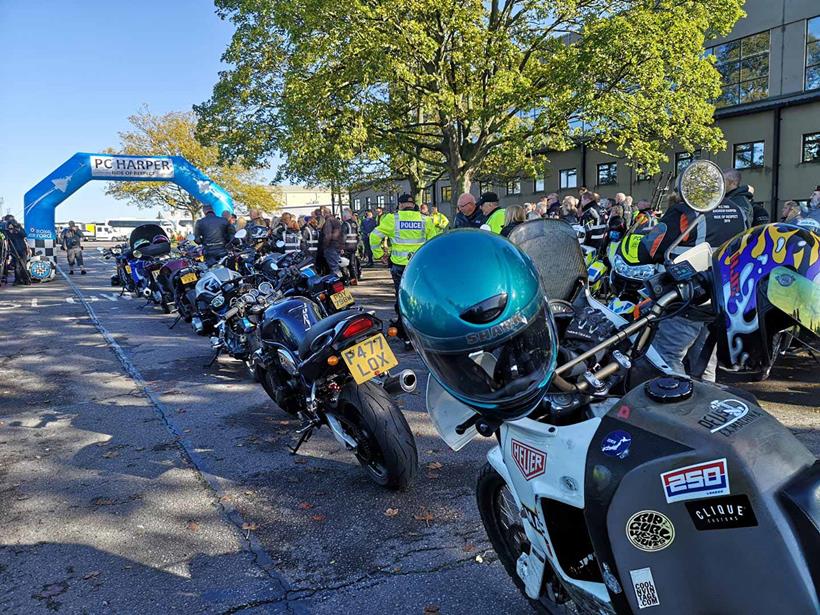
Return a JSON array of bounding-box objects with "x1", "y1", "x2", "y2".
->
[{"x1": 584, "y1": 379, "x2": 817, "y2": 614}]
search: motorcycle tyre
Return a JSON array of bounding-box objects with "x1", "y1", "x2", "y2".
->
[
  {"x1": 338, "y1": 381, "x2": 418, "y2": 490},
  {"x1": 476, "y1": 463, "x2": 574, "y2": 614}
]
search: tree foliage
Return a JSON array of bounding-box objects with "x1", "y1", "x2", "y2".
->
[
  {"x1": 197, "y1": 0, "x2": 744, "y2": 207},
  {"x1": 106, "y1": 107, "x2": 279, "y2": 219}
]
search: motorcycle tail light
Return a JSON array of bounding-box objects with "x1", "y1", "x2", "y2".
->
[
  {"x1": 341, "y1": 317, "x2": 374, "y2": 339},
  {"x1": 331, "y1": 281, "x2": 345, "y2": 294}
]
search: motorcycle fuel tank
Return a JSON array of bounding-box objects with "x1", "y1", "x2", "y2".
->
[
  {"x1": 584, "y1": 378, "x2": 818, "y2": 614},
  {"x1": 259, "y1": 297, "x2": 324, "y2": 352}
]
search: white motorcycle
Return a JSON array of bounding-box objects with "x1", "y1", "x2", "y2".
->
[{"x1": 423, "y1": 161, "x2": 820, "y2": 614}]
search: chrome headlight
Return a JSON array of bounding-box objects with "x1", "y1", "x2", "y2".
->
[{"x1": 211, "y1": 294, "x2": 225, "y2": 308}]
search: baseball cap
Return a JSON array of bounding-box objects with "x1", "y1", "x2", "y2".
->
[
  {"x1": 398, "y1": 193, "x2": 415, "y2": 204},
  {"x1": 478, "y1": 192, "x2": 499, "y2": 206}
]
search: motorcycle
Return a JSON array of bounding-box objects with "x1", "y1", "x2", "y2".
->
[
  {"x1": 422, "y1": 160, "x2": 820, "y2": 613},
  {"x1": 252, "y1": 297, "x2": 419, "y2": 490}
]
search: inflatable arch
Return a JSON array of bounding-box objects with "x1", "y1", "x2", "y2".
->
[{"x1": 24, "y1": 152, "x2": 235, "y2": 262}]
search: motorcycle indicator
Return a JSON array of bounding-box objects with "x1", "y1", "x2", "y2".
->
[{"x1": 341, "y1": 334, "x2": 398, "y2": 384}]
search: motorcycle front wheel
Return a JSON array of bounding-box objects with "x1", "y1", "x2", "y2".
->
[
  {"x1": 338, "y1": 381, "x2": 418, "y2": 490},
  {"x1": 476, "y1": 464, "x2": 575, "y2": 614}
]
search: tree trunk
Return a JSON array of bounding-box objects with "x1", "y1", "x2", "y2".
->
[{"x1": 446, "y1": 167, "x2": 472, "y2": 218}]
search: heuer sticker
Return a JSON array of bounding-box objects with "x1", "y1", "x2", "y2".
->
[
  {"x1": 511, "y1": 439, "x2": 546, "y2": 480},
  {"x1": 630, "y1": 567, "x2": 660, "y2": 609},
  {"x1": 601, "y1": 430, "x2": 632, "y2": 459},
  {"x1": 660, "y1": 458, "x2": 729, "y2": 504},
  {"x1": 698, "y1": 399, "x2": 763, "y2": 437},
  {"x1": 685, "y1": 494, "x2": 758, "y2": 530},
  {"x1": 626, "y1": 510, "x2": 675, "y2": 552}
]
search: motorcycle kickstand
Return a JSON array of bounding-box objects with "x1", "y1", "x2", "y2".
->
[
  {"x1": 289, "y1": 420, "x2": 318, "y2": 455},
  {"x1": 204, "y1": 348, "x2": 221, "y2": 368},
  {"x1": 168, "y1": 313, "x2": 182, "y2": 330}
]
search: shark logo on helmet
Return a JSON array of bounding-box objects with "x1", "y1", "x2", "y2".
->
[{"x1": 465, "y1": 312, "x2": 527, "y2": 345}]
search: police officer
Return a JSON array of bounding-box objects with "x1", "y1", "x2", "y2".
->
[
  {"x1": 301, "y1": 215, "x2": 320, "y2": 259},
  {"x1": 370, "y1": 193, "x2": 436, "y2": 350},
  {"x1": 341, "y1": 207, "x2": 361, "y2": 283},
  {"x1": 429, "y1": 205, "x2": 449, "y2": 235},
  {"x1": 194, "y1": 204, "x2": 234, "y2": 265},
  {"x1": 478, "y1": 192, "x2": 505, "y2": 234}
]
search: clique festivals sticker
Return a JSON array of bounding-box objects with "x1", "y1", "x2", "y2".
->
[
  {"x1": 626, "y1": 510, "x2": 675, "y2": 552},
  {"x1": 685, "y1": 494, "x2": 758, "y2": 531}
]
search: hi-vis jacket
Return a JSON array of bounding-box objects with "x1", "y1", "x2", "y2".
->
[
  {"x1": 370, "y1": 210, "x2": 436, "y2": 266},
  {"x1": 480, "y1": 208, "x2": 505, "y2": 234},
  {"x1": 430, "y1": 212, "x2": 449, "y2": 235}
]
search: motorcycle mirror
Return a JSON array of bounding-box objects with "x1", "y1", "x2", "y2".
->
[
  {"x1": 235, "y1": 228, "x2": 248, "y2": 240},
  {"x1": 133, "y1": 250, "x2": 142, "y2": 259},
  {"x1": 677, "y1": 159, "x2": 725, "y2": 213}
]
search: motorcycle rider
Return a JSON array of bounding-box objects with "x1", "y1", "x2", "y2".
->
[
  {"x1": 4, "y1": 216, "x2": 31, "y2": 285},
  {"x1": 319, "y1": 206, "x2": 344, "y2": 277},
  {"x1": 194, "y1": 204, "x2": 234, "y2": 266},
  {"x1": 479, "y1": 192, "x2": 505, "y2": 234},
  {"x1": 370, "y1": 193, "x2": 436, "y2": 350},
  {"x1": 630, "y1": 180, "x2": 747, "y2": 381},
  {"x1": 341, "y1": 207, "x2": 360, "y2": 283},
  {"x1": 722, "y1": 169, "x2": 754, "y2": 226},
  {"x1": 453, "y1": 192, "x2": 485, "y2": 229},
  {"x1": 282, "y1": 217, "x2": 304, "y2": 255},
  {"x1": 60, "y1": 221, "x2": 86, "y2": 275},
  {"x1": 301, "y1": 215, "x2": 320, "y2": 259},
  {"x1": 360, "y1": 210, "x2": 377, "y2": 266}
]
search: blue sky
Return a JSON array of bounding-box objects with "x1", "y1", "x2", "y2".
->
[{"x1": 0, "y1": 0, "x2": 264, "y2": 222}]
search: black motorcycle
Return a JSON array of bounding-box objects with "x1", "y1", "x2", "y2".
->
[{"x1": 252, "y1": 301, "x2": 418, "y2": 490}]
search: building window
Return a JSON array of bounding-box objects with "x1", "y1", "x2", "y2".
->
[
  {"x1": 803, "y1": 132, "x2": 820, "y2": 163},
  {"x1": 377, "y1": 195, "x2": 386, "y2": 206},
  {"x1": 364, "y1": 197, "x2": 371, "y2": 208},
  {"x1": 353, "y1": 198, "x2": 361, "y2": 209},
  {"x1": 710, "y1": 31, "x2": 769, "y2": 107},
  {"x1": 635, "y1": 170, "x2": 653, "y2": 182},
  {"x1": 559, "y1": 168, "x2": 577, "y2": 189},
  {"x1": 420, "y1": 189, "x2": 431, "y2": 204},
  {"x1": 733, "y1": 141, "x2": 765, "y2": 169},
  {"x1": 675, "y1": 150, "x2": 702, "y2": 176},
  {"x1": 596, "y1": 162, "x2": 617, "y2": 186},
  {"x1": 440, "y1": 185, "x2": 452, "y2": 203},
  {"x1": 479, "y1": 181, "x2": 492, "y2": 195},
  {"x1": 506, "y1": 179, "x2": 521, "y2": 196},
  {"x1": 534, "y1": 176, "x2": 545, "y2": 193},
  {"x1": 807, "y1": 16, "x2": 820, "y2": 91}
]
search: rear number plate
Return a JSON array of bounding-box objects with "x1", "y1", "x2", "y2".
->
[
  {"x1": 331, "y1": 288, "x2": 354, "y2": 309},
  {"x1": 180, "y1": 272, "x2": 197, "y2": 285},
  {"x1": 342, "y1": 333, "x2": 398, "y2": 384}
]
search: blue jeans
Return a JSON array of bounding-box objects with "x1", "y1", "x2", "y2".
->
[
  {"x1": 653, "y1": 316, "x2": 717, "y2": 382},
  {"x1": 324, "y1": 247, "x2": 342, "y2": 277}
]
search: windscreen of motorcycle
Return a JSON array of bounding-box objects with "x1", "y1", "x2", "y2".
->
[
  {"x1": 425, "y1": 375, "x2": 480, "y2": 451},
  {"x1": 195, "y1": 267, "x2": 241, "y2": 296}
]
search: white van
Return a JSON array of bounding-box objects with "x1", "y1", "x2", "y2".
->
[{"x1": 92, "y1": 224, "x2": 117, "y2": 242}]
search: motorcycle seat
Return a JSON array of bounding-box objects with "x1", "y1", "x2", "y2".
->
[{"x1": 298, "y1": 310, "x2": 353, "y2": 358}]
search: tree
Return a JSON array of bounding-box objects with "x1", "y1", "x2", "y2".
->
[
  {"x1": 106, "y1": 107, "x2": 280, "y2": 220},
  {"x1": 196, "y1": 0, "x2": 744, "y2": 209}
]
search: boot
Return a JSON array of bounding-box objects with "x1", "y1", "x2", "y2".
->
[
  {"x1": 69, "y1": 269, "x2": 74, "y2": 275},
  {"x1": 81, "y1": 269, "x2": 87, "y2": 275}
]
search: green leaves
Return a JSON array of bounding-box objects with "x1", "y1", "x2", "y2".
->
[{"x1": 198, "y1": 0, "x2": 744, "y2": 204}]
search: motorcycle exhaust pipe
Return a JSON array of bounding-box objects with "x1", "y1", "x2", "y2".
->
[{"x1": 382, "y1": 369, "x2": 417, "y2": 394}]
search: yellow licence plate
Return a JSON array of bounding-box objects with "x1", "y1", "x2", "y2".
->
[
  {"x1": 180, "y1": 272, "x2": 198, "y2": 285},
  {"x1": 341, "y1": 334, "x2": 399, "y2": 385},
  {"x1": 124, "y1": 264, "x2": 131, "y2": 274},
  {"x1": 330, "y1": 288, "x2": 354, "y2": 309}
]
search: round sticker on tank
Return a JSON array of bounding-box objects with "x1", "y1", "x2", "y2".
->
[{"x1": 626, "y1": 510, "x2": 675, "y2": 552}]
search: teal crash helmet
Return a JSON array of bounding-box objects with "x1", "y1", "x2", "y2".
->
[{"x1": 400, "y1": 230, "x2": 558, "y2": 421}]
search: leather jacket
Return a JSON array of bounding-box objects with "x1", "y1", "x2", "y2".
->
[{"x1": 194, "y1": 213, "x2": 234, "y2": 254}]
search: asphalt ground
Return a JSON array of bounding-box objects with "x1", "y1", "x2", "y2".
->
[{"x1": 1, "y1": 244, "x2": 818, "y2": 614}]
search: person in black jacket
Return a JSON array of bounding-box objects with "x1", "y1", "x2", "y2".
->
[
  {"x1": 3, "y1": 216, "x2": 31, "y2": 285},
  {"x1": 632, "y1": 188, "x2": 747, "y2": 381},
  {"x1": 453, "y1": 193, "x2": 485, "y2": 228},
  {"x1": 194, "y1": 205, "x2": 234, "y2": 265},
  {"x1": 722, "y1": 169, "x2": 754, "y2": 227}
]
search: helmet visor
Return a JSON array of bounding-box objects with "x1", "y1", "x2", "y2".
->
[{"x1": 414, "y1": 305, "x2": 556, "y2": 407}]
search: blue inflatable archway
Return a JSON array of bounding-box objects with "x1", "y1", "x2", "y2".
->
[{"x1": 24, "y1": 152, "x2": 234, "y2": 258}]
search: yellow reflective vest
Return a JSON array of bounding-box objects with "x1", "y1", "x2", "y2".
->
[
  {"x1": 481, "y1": 208, "x2": 506, "y2": 234},
  {"x1": 430, "y1": 212, "x2": 449, "y2": 235},
  {"x1": 370, "y1": 210, "x2": 436, "y2": 266}
]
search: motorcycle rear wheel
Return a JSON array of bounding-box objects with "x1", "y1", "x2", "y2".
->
[
  {"x1": 476, "y1": 464, "x2": 576, "y2": 614},
  {"x1": 338, "y1": 381, "x2": 418, "y2": 490}
]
